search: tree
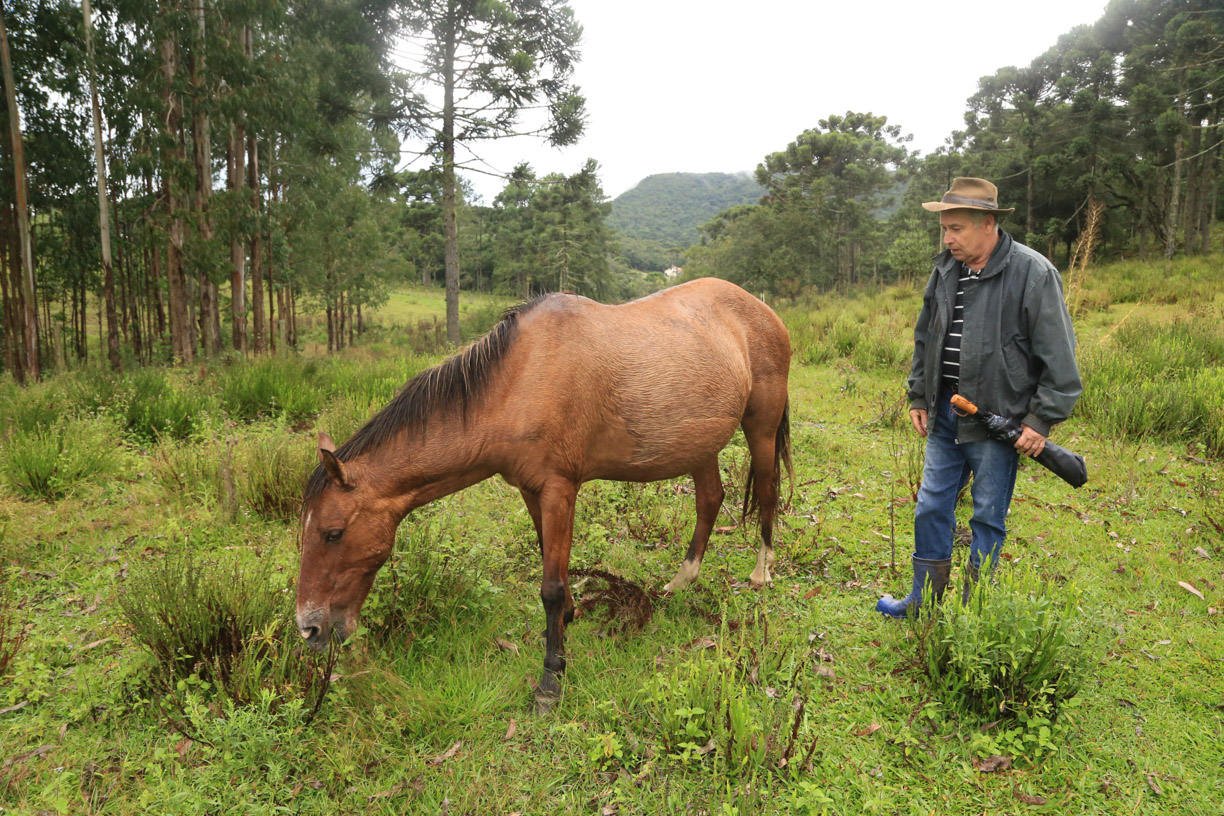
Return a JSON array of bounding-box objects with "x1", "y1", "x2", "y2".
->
[
  {"x1": 0, "y1": 4, "x2": 38, "y2": 381},
  {"x1": 396, "y1": 0, "x2": 586, "y2": 344}
]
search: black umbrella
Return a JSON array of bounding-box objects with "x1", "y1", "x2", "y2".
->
[{"x1": 950, "y1": 394, "x2": 1088, "y2": 488}]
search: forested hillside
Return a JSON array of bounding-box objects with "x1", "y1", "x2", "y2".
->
[{"x1": 608, "y1": 172, "x2": 764, "y2": 247}]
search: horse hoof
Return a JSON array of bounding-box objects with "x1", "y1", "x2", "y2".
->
[{"x1": 534, "y1": 690, "x2": 559, "y2": 715}]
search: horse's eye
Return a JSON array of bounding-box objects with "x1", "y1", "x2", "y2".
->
[{"x1": 324, "y1": 529, "x2": 344, "y2": 544}]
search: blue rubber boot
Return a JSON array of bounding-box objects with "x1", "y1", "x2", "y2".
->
[{"x1": 876, "y1": 557, "x2": 952, "y2": 619}]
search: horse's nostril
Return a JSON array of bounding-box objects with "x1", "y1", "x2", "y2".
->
[{"x1": 300, "y1": 625, "x2": 320, "y2": 642}]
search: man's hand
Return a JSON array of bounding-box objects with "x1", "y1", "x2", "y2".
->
[
  {"x1": 1015, "y1": 425, "x2": 1047, "y2": 458},
  {"x1": 910, "y1": 408, "x2": 928, "y2": 437}
]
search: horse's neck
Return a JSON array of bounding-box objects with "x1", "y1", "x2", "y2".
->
[{"x1": 383, "y1": 415, "x2": 497, "y2": 513}]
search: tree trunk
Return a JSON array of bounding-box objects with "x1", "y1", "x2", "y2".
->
[
  {"x1": 441, "y1": 27, "x2": 460, "y2": 346},
  {"x1": 228, "y1": 118, "x2": 246, "y2": 353},
  {"x1": 0, "y1": 6, "x2": 39, "y2": 381},
  {"x1": 248, "y1": 136, "x2": 264, "y2": 354},
  {"x1": 84, "y1": 0, "x2": 120, "y2": 371},
  {"x1": 190, "y1": 0, "x2": 220, "y2": 356},
  {"x1": 160, "y1": 19, "x2": 192, "y2": 362}
]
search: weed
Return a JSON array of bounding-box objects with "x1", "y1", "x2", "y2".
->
[
  {"x1": 910, "y1": 562, "x2": 1089, "y2": 745},
  {"x1": 358, "y1": 521, "x2": 499, "y2": 648},
  {"x1": 118, "y1": 547, "x2": 292, "y2": 691}
]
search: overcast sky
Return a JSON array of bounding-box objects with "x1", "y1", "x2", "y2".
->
[{"x1": 443, "y1": 0, "x2": 1112, "y2": 204}]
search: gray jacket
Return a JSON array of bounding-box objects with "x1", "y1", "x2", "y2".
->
[{"x1": 907, "y1": 230, "x2": 1082, "y2": 442}]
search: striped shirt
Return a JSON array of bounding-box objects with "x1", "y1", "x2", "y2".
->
[{"x1": 940, "y1": 263, "x2": 979, "y2": 390}]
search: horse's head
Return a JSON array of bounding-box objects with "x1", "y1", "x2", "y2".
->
[{"x1": 295, "y1": 432, "x2": 398, "y2": 651}]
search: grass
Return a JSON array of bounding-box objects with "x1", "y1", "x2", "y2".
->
[{"x1": 0, "y1": 260, "x2": 1222, "y2": 814}]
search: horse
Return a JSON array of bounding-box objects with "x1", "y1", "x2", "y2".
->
[{"x1": 295, "y1": 277, "x2": 793, "y2": 710}]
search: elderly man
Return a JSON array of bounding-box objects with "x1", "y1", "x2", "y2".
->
[{"x1": 876, "y1": 178, "x2": 1082, "y2": 618}]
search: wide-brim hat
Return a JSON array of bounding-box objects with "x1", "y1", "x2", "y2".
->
[{"x1": 922, "y1": 177, "x2": 1015, "y2": 215}]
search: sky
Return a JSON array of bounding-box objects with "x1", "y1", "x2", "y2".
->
[{"x1": 446, "y1": 0, "x2": 1113, "y2": 204}]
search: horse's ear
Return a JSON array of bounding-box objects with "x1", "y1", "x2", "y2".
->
[{"x1": 317, "y1": 432, "x2": 349, "y2": 487}]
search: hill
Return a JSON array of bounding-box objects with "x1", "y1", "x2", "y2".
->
[{"x1": 608, "y1": 172, "x2": 763, "y2": 248}]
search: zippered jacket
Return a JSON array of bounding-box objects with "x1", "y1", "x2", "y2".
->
[{"x1": 907, "y1": 230, "x2": 1082, "y2": 442}]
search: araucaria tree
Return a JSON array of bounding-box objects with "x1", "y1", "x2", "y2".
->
[{"x1": 395, "y1": 0, "x2": 586, "y2": 345}]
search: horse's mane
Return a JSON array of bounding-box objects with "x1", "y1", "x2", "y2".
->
[{"x1": 303, "y1": 296, "x2": 547, "y2": 503}]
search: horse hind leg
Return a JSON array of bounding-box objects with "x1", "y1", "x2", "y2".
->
[
  {"x1": 742, "y1": 397, "x2": 791, "y2": 588},
  {"x1": 664, "y1": 457, "x2": 724, "y2": 592}
]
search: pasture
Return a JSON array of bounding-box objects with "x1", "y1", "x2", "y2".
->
[{"x1": 0, "y1": 262, "x2": 1222, "y2": 815}]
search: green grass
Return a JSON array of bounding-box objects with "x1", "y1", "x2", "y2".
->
[{"x1": 1, "y1": 261, "x2": 1222, "y2": 814}]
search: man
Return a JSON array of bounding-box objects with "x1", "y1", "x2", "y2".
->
[{"x1": 876, "y1": 178, "x2": 1082, "y2": 618}]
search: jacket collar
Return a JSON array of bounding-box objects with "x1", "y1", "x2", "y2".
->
[{"x1": 934, "y1": 230, "x2": 1014, "y2": 280}]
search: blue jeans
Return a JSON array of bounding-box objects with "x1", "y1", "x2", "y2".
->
[{"x1": 913, "y1": 392, "x2": 1019, "y2": 569}]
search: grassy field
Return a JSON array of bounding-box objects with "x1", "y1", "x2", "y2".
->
[{"x1": 0, "y1": 258, "x2": 1222, "y2": 815}]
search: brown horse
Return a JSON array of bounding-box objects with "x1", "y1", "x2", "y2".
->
[{"x1": 295, "y1": 277, "x2": 792, "y2": 709}]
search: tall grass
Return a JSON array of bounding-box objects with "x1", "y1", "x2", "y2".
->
[
  {"x1": 779, "y1": 286, "x2": 917, "y2": 370},
  {"x1": 1078, "y1": 318, "x2": 1224, "y2": 455},
  {"x1": 0, "y1": 416, "x2": 124, "y2": 500}
]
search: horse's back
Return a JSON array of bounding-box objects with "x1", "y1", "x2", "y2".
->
[{"x1": 500, "y1": 279, "x2": 789, "y2": 480}]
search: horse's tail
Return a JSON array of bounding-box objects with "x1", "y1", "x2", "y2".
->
[{"x1": 742, "y1": 399, "x2": 793, "y2": 522}]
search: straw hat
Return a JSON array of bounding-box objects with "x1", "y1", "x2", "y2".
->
[{"x1": 922, "y1": 177, "x2": 1015, "y2": 215}]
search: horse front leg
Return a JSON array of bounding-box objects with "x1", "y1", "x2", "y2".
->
[{"x1": 535, "y1": 479, "x2": 577, "y2": 713}]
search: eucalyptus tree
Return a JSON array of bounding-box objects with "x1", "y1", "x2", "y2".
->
[{"x1": 395, "y1": 0, "x2": 586, "y2": 344}]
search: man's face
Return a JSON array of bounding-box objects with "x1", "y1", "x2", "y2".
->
[{"x1": 940, "y1": 210, "x2": 996, "y2": 268}]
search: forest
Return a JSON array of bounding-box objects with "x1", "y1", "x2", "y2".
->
[{"x1": 0, "y1": 0, "x2": 1221, "y2": 380}]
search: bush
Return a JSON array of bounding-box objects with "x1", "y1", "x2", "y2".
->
[
  {"x1": 911, "y1": 563, "x2": 1087, "y2": 727},
  {"x1": 119, "y1": 547, "x2": 333, "y2": 715}
]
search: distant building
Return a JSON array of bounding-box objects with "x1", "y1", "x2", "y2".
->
[{"x1": 664, "y1": 266, "x2": 683, "y2": 279}]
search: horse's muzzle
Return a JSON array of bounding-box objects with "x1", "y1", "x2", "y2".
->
[{"x1": 296, "y1": 606, "x2": 335, "y2": 652}]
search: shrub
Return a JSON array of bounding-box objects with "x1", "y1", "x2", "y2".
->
[
  {"x1": 911, "y1": 563, "x2": 1087, "y2": 728},
  {"x1": 119, "y1": 547, "x2": 333, "y2": 715}
]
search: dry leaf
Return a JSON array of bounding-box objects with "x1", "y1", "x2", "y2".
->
[
  {"x1": 600, "y1": 806, "x2": 616, "y2": 816},
  {"x1": 974, "y1": 754, "x2": 1012, "y2": 773},
  {"x1": 0, "y1": 701, "x2": 29, "y2": 715},
  {"x1": 1178, "y1": 581, "x2": 1205, "y2": 599},
  {"x1": 682, "y1": 636, "x2": 717, "y2": 651},
  {"x1": 175, "y1": 738, "x2": 193, "y2": 759},
  {"x1": 803, "y1": 587, "x2": 822, "y2": 600},
  {"x1": 504, "y1": 719, "x2": 517, "y2": 741},
  {"x1": 765, "y1": 686, "x2": 780, "y2": 698},
  {"x1": 83, "y1": 638, "x2": 111, "y2": 651},
  {"x1": 368, "y1": 782, "x2": 407, "y2": 800},
  {"x1": 427, "y1": 740, "x2": 463, "y2": 767},
  {"x1": 494, "y1": 637, "x2": 520, "y2": 655},
  {"x1": 814, "y1": 665, "x2": 837, "y2": 681},
  {"x1": 695, "y1": 738, "x2": 716, "y2": 756},
  {"x1": 1146, "y1": 773, "x2": 1163, "y2": 795},
  {"x1": 853, "y1": 722, "x2": 882, "y2": 737},
  {"x1": 1013, "y1": 785, "x2": 1047, "y2": 805},
  {"x1": 1194, "y1": 546, "x2": 1210, "y2": 559}
]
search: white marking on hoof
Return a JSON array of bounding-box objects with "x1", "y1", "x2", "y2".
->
[{"x1": 664, "y1": 558, "x2": 700, "y2": 592}]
